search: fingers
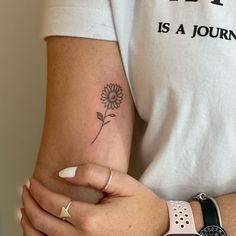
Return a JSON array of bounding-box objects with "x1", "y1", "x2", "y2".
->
[
  {"x1": 22, "y1": 186, "x2": 75, "y2": 236},
  {"x1": 59, "y1": 163, "x2": 141, "y2": 196},
  {"x1": 21, "y1": 208, "x2": 45, "y2": 236},
  {"x1": 29, "y1": 178, "x2": 96, "y2": 226}
]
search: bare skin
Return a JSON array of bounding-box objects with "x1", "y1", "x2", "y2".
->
[
  {"x1": 21, "y1": 164, "x2": 169, "y2": 236},
  {"x1": 33, "y1": 36, "x2": 135, "y2": 202},
  {"x1": 26, "y1": 36, "x2": 236, "y2": 235}
]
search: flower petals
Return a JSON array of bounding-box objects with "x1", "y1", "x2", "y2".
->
[{"x1": 100, "y1": 83, "x2": 123, "y2": 110}]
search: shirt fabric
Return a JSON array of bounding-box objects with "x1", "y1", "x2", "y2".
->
[{"x1": 41, "y1": 0, "x2": 236, "y2": 200}]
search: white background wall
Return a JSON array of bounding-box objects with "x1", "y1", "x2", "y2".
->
[{"x1": 0, "y1": 0, "x2": 46, "y2": 235}]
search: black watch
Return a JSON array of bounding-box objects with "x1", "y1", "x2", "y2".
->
[{"x1": 193, "y1": 193, "x2": 227, "y2": 236}]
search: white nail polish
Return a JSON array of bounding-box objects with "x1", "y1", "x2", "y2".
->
[
  {"x1": 59, "y1": 167, "x2": 77, "y2": 178},
  {"x1": 25, "y1": 179, "x2": 30, "y2": 189},
  {"x1": 16, "y1": 208, "x2": 22, "y2": 222}
]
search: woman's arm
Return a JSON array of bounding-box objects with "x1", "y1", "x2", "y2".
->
[{"x1": 33, "y1": 36, "x2": 135, "y2": 202}]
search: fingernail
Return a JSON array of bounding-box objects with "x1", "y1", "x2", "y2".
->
[
  {"x1": 25, "y1": 179, "x2": 30, "y2": 189},
  {"x1": 59, "y1": 167, "x2": 77, "y2": 178},
  {"x1": 16, "y1": 208, "x2": 22, "y2": 222}
]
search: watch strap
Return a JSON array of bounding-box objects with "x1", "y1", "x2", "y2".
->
[
  {"x1": 164, "y1": 201, "x2": 199, "y2": 235},
  {"x1": 199, "y1": 197, "x2": 220, "y2": 226}
]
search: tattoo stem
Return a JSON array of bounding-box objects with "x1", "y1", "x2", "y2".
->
[{"x1": 91, "y1": 107, "x2": 109, "y2": 144}]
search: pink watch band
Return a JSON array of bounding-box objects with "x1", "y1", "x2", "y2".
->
[{"x1": 164, "y1": 201, "x2": 200, "y2": 235}]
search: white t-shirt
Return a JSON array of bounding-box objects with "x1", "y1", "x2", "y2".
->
[{"x1": 41, "y1": 0, "x2": 236, "y2": 200}]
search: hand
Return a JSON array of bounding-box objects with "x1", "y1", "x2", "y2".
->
[{"x1": 21, "y1": 163, "x2": 169, "y2": 236}]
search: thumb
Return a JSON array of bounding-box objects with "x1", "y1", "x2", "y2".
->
[{"x1": 58, "y1": 163, "x2": 140, "y2": 196}]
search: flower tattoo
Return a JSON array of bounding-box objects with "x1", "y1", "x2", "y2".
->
[{"x1": 91, "y1": 83, "x2": 124, "y2": 144}]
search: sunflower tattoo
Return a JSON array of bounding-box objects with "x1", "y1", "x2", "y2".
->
[{"x1": 91, "y1": 83, "x2": 124, "y2": 144}]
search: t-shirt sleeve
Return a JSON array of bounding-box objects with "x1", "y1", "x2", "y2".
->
[{"x1": 40, "y1": 0, "x2": 117, "y2": 41}]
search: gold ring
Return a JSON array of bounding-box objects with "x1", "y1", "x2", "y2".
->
[
  {"x1": 101, "y1": 168, "x2": 113, "y2": 192},
  {"x1": 59, "y1": 201, "x2": 72, "y2": 220}
]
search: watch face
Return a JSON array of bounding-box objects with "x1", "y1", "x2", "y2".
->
[{"x1": 200, "y1": 225, "x2": 227, "y2": 236}]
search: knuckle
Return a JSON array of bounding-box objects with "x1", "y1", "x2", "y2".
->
[{"x1": 79, "y1": 212, "x2": 99, "y2": 233}]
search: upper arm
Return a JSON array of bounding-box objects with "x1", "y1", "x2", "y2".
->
[{"x1": 35, "y1": 36, "x2": 135, "y2": 178}]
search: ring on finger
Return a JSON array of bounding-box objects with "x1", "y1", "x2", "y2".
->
[
  {"x1": 101, "y1": 168, "x2": 113, "y2": 192},
  {"x1": 59, "y1": 201, "x2": 72, "y2": 221}
]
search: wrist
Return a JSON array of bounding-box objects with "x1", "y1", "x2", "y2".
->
[
  {"x1": 190, "y1": 200, "x2": 204, "y2": 232},
  {"x1": 159, "y1": 199, "x2": 169, "y2": 236}
]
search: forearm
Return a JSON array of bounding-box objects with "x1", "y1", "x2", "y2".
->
[
  {"x1": 190, "y1": 193, "x2": 236, "y2": 235},
  {"x1": 33, "y1": 36, "x2": 135, "y2": 203}
]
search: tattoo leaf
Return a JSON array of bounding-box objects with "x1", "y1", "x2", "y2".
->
[
  {"x1": 107, "y1": 114, "x2": 116, "y2": 117},
  {"x1": 96, "y1": 112, "x2": 104, "y2": 122},
  {"x1": 103, "y1": 120, "x2": 111, "y2": 126}
]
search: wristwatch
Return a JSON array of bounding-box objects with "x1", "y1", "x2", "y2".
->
[
  {"x1": 193, "y1": 193, "x2": 227, "y2": 236},
  {"x1": 164, "y1": 200, "x2": 200, "y2": 235}
]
